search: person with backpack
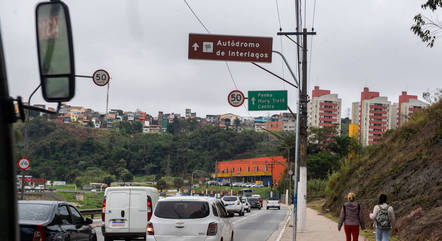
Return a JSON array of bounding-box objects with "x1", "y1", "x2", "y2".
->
[
  {"x1": 369, "y1": 194, "x2": 396, "y2": 241},
  {"x1": 338, "y1": 192, "x2": 365, "y2": 241}
]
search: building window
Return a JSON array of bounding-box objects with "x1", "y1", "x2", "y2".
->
[{"x1": 264, "y1": 166, "x2": 267, "y2": 171}]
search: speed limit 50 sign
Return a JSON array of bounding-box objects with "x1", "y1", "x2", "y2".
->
[
  {"x1": 92, "y1": 69, "x2": 110, "y2": 86},
  {"x1": 228, "y1": 90, "x2": 245, "y2": 107}
]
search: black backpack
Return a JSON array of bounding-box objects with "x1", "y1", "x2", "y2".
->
[{"x1": 375, "y1": 205, "x2": 391, "y2": 229}]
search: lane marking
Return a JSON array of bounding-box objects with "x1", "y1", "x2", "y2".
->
[
  {"x1": 274, "y1": 207, "x2": 291, "y2": 241},
  {"x1": 232, "y1": 209, "x2": 263, "y2": 225}
]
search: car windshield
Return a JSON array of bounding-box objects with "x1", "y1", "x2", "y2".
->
[
  {"x1": 249, "y1": 198, "x2": 258, "y2": 202},
  {"x1": 155, "y1": 201, "x2": 209, "y2": 219},
  {"x1": 223, "y1": 197, "x2": 237, "y2": 201},
  {"x1": 18, "y1": 203, "x2": 51, "y2": 221}
]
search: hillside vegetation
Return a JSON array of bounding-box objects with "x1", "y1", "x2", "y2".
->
[
  {"x1": 14, "y1": 118, "x2": 279, "y2": 186},
  {"x1": 324, "y1": 101, "x2": 441, "y2": 241}
]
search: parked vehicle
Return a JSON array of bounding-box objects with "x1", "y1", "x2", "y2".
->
[
  {"x1": 241, "y1": 197, "x2": 251, "y2": 213},
  {"x1": 147, "y1": 196, "x2": 234, "y2": 241},
  {"x1": 221, "y1": 196, "x2": 244, "y2": 216},
  {"x1": 266, "y1": 199, "x2": 281, "y2": 210},
  {"x1": 247, "y1": 197, "x2": 261, "y2": 209},
  {"x1": 18, "y1": 200, "x2": 96, "y2": 241},
  {"x1": 102, "y1": 186, "x2": 159, "y2": 241}
]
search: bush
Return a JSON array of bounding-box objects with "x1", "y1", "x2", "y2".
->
[{"x1": 307, "y1": 179, "x2": 326, "y2": 200}]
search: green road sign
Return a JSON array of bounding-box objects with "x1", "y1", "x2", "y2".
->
[{"x1": 248, "y1": 90, "x2": 288, "y2": 111}]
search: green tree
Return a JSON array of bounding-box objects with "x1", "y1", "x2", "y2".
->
[
  {"x1": 156, "y1": 179, "x2": 167, "y2": 192},
  {"x1": 173, "y1": 177, "x2": 184, "y2": 190},
  {"x1": 307, "y1": 152, "x2": 341, "y2": 179},
  {"x1": 411, "y1": 0, "x2": 442, "y2": 47}
]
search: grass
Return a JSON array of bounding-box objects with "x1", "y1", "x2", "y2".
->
[
  {"x1": 51, "y1": 184, "x2": 77, "y2": 190},
  {"x1": 55, "y1": 191, "x2": 104, "y2": 209}
]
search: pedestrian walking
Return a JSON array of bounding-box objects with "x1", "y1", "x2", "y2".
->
[
  {"x1": 370, "y1": 194, "x2": 396, "y2": 241},
  {"x1": 338, "y1": 192, "x2": 365, "y2": 241}
]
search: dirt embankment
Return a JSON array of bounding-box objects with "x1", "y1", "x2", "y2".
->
[{"x1": 324, "y1": 101, "x2": 442, "y2": 241}]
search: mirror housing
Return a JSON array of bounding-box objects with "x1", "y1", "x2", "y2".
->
[
  {"x1": 84, "y1": 218, "x2": 93, "y2": 225},
  {"x1": 36, "y1": 1, "x2": 75, "y2": 102}
]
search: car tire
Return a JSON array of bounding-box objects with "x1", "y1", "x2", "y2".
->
[
  {"x1": 104, "y1": 236, "x2": 113, "y2": 241},
  {"x1": 90, "y1": 234, "x2": 97, "y2": 241},
  {"x1": 278, "y1": 207, "x2": 280, "y2": 210},
  {"x1": 267, "y1": 207, "x2": 269, "y2": 210}
]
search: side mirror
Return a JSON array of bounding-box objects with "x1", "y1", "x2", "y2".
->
[
  {"x1": 84, "y1": 218, "x2": 93, "y2": 225},
  {"x1": 36, "y1": 1, "x2": 75, "y2": 102}
]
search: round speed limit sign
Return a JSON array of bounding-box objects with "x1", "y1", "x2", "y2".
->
[
  {"x1": 18, "y1": 158, "x2": 30, "y2": 171},
  {"x1": 92, "y1": 69, "x2": 110, "y2": 86},
  {"x1": 228, "y1": 90, "x2": 245, "y2": 107}
]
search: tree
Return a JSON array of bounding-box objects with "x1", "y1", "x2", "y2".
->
[
  {"x1": 411, "y1": 0, "x2": 442, "y2": 47},
  {"x1": 121, "y1": 169, "x2": 133, "y2": 183},
  {"x1": 102, "y1": 175, "x2": 115, "y2": 186},
  {"x1": 423, "y1": 88, "x2": 442, "y2": 104},
  {"x1": 307, "y1": 152, "x2": 341, "y2": 179},
  {"x1": 156, "y1": 179, "x2": 167, "y2": 192},
  {"x1": 173, "y1": 177, "x2": 184, "y2": 191}
]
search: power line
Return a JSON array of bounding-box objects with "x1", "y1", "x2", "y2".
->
[
  {"x1": 183, "y1": 0, "x2": 255, "y2": 119},
  {"x1": 183, "y1": 0, "x2": 210, "y2": 33}
]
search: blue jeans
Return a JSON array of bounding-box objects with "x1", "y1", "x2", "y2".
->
[{"x1": 376, "y1": 228, "x2": 391, "y2": 241}]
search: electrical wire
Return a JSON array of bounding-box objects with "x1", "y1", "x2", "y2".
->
[
  {"x1": 183, "y1": 0, "x2": 254, "y2": 119},
  {"x1": 308, "y1": 0, "x2": 317, "y2": 87},
  {"x1": 183, "y1": 0, "x2": 210, "y2": 33},
  {"x1": 275, "y1": 0, "x2": 286, "y2": 90}
]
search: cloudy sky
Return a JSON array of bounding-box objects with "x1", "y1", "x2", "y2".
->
[{"x1": 1, "y1": 0, "x2": 441, "y2": 118}]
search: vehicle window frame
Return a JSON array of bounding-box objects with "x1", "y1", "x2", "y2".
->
[
  {"x1": 211, "y1": 203, "x2": 218, "y2": 217},
  {"x1": 215, "y1": 201, "x2": 228, "y2": 218},
  {"x1": 67, "y1": 205, "x2": 84, "y2": 225},
  {"x1": 56, "y1": 205, "x2": 72, "y2": 225}
]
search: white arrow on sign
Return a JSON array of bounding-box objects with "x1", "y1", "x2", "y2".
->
[
  {"x1": 251, "y1": 97, "x2": 256, "y2": 105},
  {"x1": 192, "y1": 43, "x2": 199, "y2": 51}
]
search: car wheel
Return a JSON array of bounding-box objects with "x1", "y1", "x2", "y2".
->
[
  {"x1": 104, "y1": 236, "x2": 113, "y2": 241},
  {"x1": 278, "y1": 207, "x2": 280, "y2": 210},
  {"x1": 240, "y1": 211, "x2": 244, "y2": 216},
  {"x1": 90, "y1": 234, "x2": 97, "y2": 241},
  {"x1": 267, "y1": 207, "x2": 269, "y2": 210}
]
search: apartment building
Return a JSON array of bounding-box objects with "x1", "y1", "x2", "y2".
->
[
  {"x1": 357, "y1": 87, "x2": 392, "y2": 146},
  {"x1": 389, "y1": 103, "x2": 398, "y2": 129},
  {"x1": 398, "y1": 91, "x2": 429, "y2": 127},
  {"x1": 308, "y1": 86, "x2": 342, "y2": 132},
  {"x1": 281, "y1": 112, "x2": 296, "y2": 132},
  {"x1": 351, "y1": 102, "x2": 360, "y2": 125},
  {"x1": 265, "y1": 114, "x2": 283, "y2": 131}
]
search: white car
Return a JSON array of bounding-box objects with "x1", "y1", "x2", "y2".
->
[
  {"x1": 102, "y1": 187, "x2": 159, "y2": 241},
  {"x1": 221, "y1": 196, "x2": 244, "y2": 216},
  {"x1": 147, "y1": 196, "x2": 234, "y2": 241},
  {"x1": 266, "y1": 199, "x2": 281, "y2": 210},
  {"x1": 241, "y1": 198, "x2": 251, "y2": 213}
]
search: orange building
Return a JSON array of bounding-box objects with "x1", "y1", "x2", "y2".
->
[{"x1": 215, "y1": 156, "x2": 287, "y2": 187}]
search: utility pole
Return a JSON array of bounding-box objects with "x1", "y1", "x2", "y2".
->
[{"x1": 278, "y1": 27, "x2": 316, "y2": 237}]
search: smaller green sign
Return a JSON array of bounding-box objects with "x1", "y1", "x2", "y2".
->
[{"x1": 248, "y1": 90, "x2": 288, "y2": 111}]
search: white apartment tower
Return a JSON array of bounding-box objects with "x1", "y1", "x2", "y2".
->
[{"x1": 308, "y1": 86, "x2": 342, "y2": 133}]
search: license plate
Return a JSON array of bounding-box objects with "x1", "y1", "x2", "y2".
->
[{"x1": 112, "y1": 220, "x2": 125, "y2": 227}]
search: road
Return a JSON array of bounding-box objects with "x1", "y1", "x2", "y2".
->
[{"x1": 95, "y1": 206, "x2": 289, "y2": 241}]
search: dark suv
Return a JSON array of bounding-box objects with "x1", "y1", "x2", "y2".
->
[{"x1": 247, "y1": 197, "x2": 262, "y2": 209}]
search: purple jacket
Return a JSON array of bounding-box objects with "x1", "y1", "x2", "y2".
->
[{"x1": 338, "y1": 201, "x2": 365, "y2": 230}]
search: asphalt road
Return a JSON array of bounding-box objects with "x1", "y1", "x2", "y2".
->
[{"x1": 95, "y1": 206, "x2": 288, "y2": 241}]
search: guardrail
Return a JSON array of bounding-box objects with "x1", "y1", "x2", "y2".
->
[{"x1": 79, "y1": 208, "x2": 101, "y2": 219}]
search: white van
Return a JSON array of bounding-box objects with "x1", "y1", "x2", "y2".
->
[{"x1": 102, "y1": 186, "x2": 159, "y2": 241}]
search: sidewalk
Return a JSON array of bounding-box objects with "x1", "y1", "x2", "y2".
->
[{"x1": 268, "y1": 205, "x2": 368, "y2": 241}]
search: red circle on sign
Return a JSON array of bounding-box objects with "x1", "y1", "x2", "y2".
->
[
  {"x1": 92, "y1": 69, "x2": 110, "y2": 86},
  {"x1": 18, "y1": 158, "x2": 30, "y2": 171},
  {"x1": 228, "y1": 90, "x2": 245, "y2": 107}
]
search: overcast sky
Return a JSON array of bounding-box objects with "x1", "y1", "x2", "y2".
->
[{"x1": 1, "y1": 0, "x2": 441, "y2": 118}]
